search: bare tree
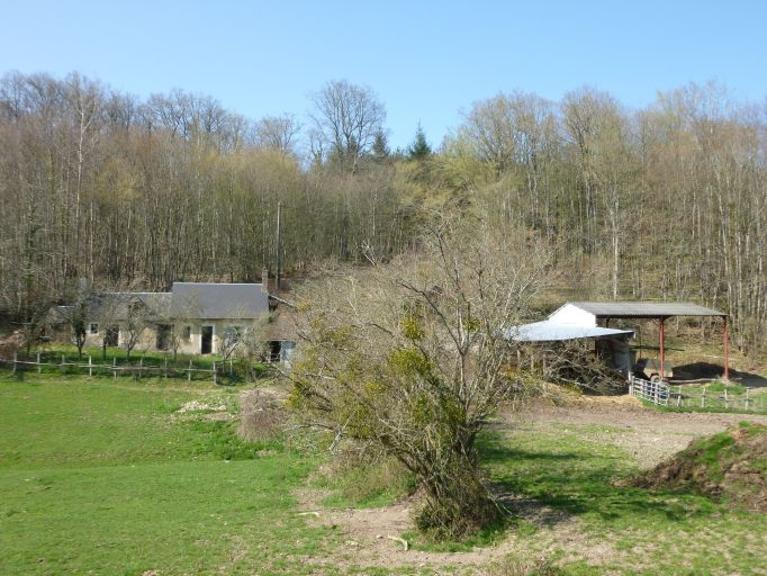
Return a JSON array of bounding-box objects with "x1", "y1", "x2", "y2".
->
[
  {"x1": 290, "y1": 218, "x2": 551, "y2": 538},
  {"x1": 310, "y1": 80, "x2": 386, "y2": 172},
  {"x1": 58, "y1": 283, "x2": 95, "y2": 359},
  {"x1": 92, "y1": 295, "x2": 120, "y2": 361},
  {"x1": 121, "y1": 296, "x2": 151, "y2": 361},
  {"x1": 253, "y1": 114, "x2": 301, "y2": 155}
]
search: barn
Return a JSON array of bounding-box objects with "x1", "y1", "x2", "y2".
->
[{"x1": 508, "y1": 301, "x2": 729, "y2": 380}]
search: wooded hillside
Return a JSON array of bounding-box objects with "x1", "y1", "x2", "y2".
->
[{"x1": 1, "y1": 72, "x2": 765, "y2": 354}]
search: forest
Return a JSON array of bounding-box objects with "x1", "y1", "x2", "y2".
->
[{"x1": 0, "y1": 71, "x2": 765, "y2": 356}]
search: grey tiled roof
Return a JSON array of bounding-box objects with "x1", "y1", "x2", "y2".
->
[
  {"x1": 87, "y1": 292, "x2": 172, "y2": 321},
  {"x1": 564, "y1": 301, "x2": 725, "y2": 318},
  {"x1": 170, "y1": 282, "x2": 269, "y2": 319}
]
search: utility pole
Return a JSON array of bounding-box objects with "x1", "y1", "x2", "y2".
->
[{"x1": 275, "y1": 201, "x2": 282, "y2": 290}]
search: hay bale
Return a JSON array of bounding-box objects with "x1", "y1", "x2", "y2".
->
[
  {"x1": 237, "y1": 389, "x2": 286, "y2": 442},
  {"x1": 0, "y1": 331, "x2": 23, "y2": 361}
]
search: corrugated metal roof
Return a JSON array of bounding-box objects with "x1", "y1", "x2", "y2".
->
[
  {"x1": 171, "y1": 282, "x2": 269, "y2": 319},
  {"x1": 505, "y1": 321, "x2": 634, "y2": 342},
  {"x1": 562, "y1": 301, "x2": 725, "y2": 318}
]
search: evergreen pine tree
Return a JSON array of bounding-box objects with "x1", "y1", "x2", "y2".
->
[
  {"x1": 372, "y1": 129, "x2": 390, "y2": 161},
  {"x1": 407, "y1": 123, "x2": 432, "y2": 160}
]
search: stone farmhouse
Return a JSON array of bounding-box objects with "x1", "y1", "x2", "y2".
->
[{"x1": 80, "y1": 281, "x2": 295, "y2": 362}]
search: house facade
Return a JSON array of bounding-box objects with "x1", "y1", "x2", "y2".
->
[{"x1": 81, "y1": 281, "x2": 294, "y2": 361}]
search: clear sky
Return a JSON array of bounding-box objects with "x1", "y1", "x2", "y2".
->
[{"x1": 1, "y1": 0, "x2": 766, "y2": 148}]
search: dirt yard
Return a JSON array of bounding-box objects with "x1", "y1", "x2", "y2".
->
[
  {"x1": 297, "y1": 396, "x2": 767, "y2": 574},
  {"x1": 516, "y1": 395, "x2": 767, "y2": 467}
]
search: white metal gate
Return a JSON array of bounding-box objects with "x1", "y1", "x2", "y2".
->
[{"x1": 629, "y1": 375, "x2": 670, "y2": 406}]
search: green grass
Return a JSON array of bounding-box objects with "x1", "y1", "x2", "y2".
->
[
  {"x1": 315, "y1": 456, "x2": 416, "y2": 509},
  {"x1": 704, "y1": 381, "x2": 747, "y2": 395},
  {"x1": 0, "y1": 372, "x2": 338, "y2": 575},
  {"x1": 31, "y1": 342, "x2": 222, "y2": 365},
  {"x1": 481, "y1": 423, "x2": 767, "y2": 575},
  {"x1": 12, "y1": 344, "x2": 273, "y2": 383},
  {"x1": 3, "y1": 370, "x2": 766, "y2": 575}
]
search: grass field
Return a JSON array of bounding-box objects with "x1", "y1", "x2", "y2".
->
[
  {"x1": 0, "y1": 373, "x2": 337, "y2": 576},
  {"x1": 1, "y1": 372, "x2": 766, "y2": 575}
]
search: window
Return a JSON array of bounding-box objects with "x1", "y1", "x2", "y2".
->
[
  {"x1": 224, "y1": 325, "x2": 243, "y2": 338},
  {"x1": 89, "y1": 323, "x2": 99, "y2": 335},
  {"x1": 183, "y1": 326, "x2": 192, "y2": 342}
]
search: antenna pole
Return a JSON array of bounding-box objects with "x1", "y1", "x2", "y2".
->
[{"x1": 275, "y1": 201, "x2": 282, "y2": 290}]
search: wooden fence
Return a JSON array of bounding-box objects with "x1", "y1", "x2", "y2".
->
[
  {"x1": 667, "y1": 384, "x2": 767, "y2": 413},
  {"x1": 630, "y1": 374, "x2": 767, "y2": 413},
  {"x1": 2, "y1": 352, "x2": 231, "y2": 384}
]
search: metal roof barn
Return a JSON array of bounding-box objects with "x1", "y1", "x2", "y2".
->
[
  {"x1": 550, "y1": 301, "x2": 725, "y2": 319},
  {"x1": 546, "y1": 301, "x2": 730, "y2": 381}
]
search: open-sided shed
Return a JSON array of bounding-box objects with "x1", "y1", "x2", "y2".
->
[{"x1": 547, "y1": 302, "x2": 729, "y2": 380}]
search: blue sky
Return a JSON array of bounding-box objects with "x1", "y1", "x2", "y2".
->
[{"x1": 1, "y1": 0, "x2": 765, "y2": 148}]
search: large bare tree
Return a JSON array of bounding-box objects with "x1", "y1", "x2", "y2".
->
[
  {"x1": 289, "y1": 218, "x2": 551, "y2": 538},
  {"x1": 310, "y1": 80, "x2": 385, "y2": 172},
  {"x1": 253, "y1": 113, "x2": 301, "y2": 155}
]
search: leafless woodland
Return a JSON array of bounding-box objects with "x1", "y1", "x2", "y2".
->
[{"x1": 1, "y1": 73, "x2": 766, "y2": 355}]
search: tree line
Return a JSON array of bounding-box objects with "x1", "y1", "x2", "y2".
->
[{"x1": 1, "y1": 72, "x2": 765, "y2": 355}]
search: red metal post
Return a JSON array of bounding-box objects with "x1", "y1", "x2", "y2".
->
[
  {"x1": 659, "y1": 318, "x2": 665, "y2": 381},
  {"x1": 723, "y1": 316, "x2": 730, "y2": 381}
]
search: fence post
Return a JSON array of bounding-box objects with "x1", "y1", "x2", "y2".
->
[
  {"x1": 164, "y1": 357, "x2": 168, "y2": 379},
  {"x1": 187, "y1": 360, "x2": 192, "y2": 382},
  {"x1": 12, "y1": 351, "x2": 17, "y2": 374},
  {"x1": 61, "y1": 354, "x2": 65, "y2": 373},
  {"x1": 112, "y1": 357, "x2": 117, "y2": 380},
  {"x1": 628, "y1": 374, "x2": 633, "y2": 396},
  {"x1": 701, "y1": 386, "x2": 706, "y2": 409},
  {"x1": 138, "y1": 357, "x2": 143, "y2": 380},
  {"x1": 88, "y1": 355, "x2": 93, "y2": 377},
  {"x1": 212, "y1": 361, "x2": 217, "y2": 385},
  {"x1": 724, "y1": 387, "x2": 728, "y2": 410},
  {"x1": 676, "y1": 386, "x2": 682, "y2": 407},
  {"x1": 745, "y1": 387, "x2": 750, "y2": 410}
]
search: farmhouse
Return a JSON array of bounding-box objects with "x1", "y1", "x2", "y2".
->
[
  {"x1": 80, "y1": 281, "x2": 295, "y2": 361},
  {"x1": 508, "y1": 301, "x2": 728, "y2": 380}
]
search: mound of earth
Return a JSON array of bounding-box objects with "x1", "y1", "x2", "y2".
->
[{"x1": 632, "y1": 422, "x2": 767, "y2": 512}]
